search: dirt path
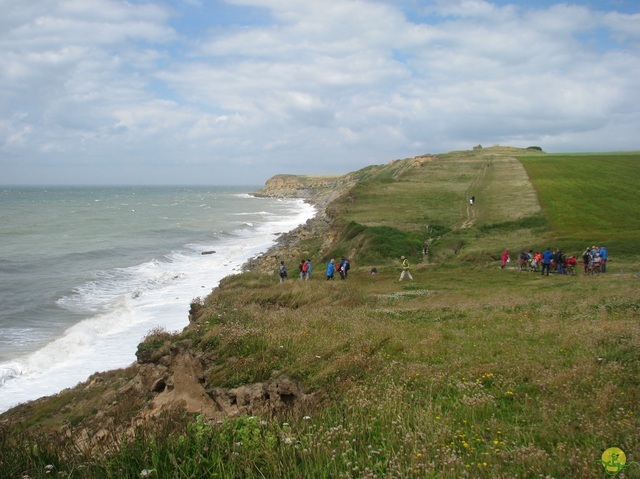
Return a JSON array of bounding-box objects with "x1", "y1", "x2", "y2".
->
[{"x1": 458, "y1": 158, "x2": 491, "y2": 229}]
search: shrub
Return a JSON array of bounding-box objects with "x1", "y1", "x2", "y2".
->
[
  {"x1": 136, "y1": 327, "x2": 173, "y2": 364},
  {"x1": 328, "y1": 221, "x2": 425, "y2": 264}
]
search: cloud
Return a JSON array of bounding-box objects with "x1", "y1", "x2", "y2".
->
[{"x1": 0, "y1": 0, "x2": 639, "y2": 185}]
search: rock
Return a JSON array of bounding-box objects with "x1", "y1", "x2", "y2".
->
[{"x1": 151, "y1": 378, "x2": 166, "y2": 393}]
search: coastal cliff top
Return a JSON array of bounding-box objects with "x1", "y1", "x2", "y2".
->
[{"x1": 3, "y1": 147, "x2": 639, "y2": 478}]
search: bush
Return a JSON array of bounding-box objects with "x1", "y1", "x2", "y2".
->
[
  {"x1": 329, "y1": 221, "x2": 425, "y2": 264},
  {"x1": 136, "y1": 327, "x2": 173, "y2": 364}
]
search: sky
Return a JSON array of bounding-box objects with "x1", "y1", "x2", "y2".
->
[{"x1": 1, "y1": 0, "x2": 639, "y2": 185}]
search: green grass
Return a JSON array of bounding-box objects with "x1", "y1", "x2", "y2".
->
[
  {"x1": 518, "y1": 152, "x2": 640, "y2": 256},
  {"x1": 1, "y1": 147, "x2": 639, "y2": 479}
]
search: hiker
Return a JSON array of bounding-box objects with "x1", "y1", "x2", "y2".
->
[
  {"x1": 470, "y1": 195, "x2": 475, "y2": 205},
  {"x1": 338, "y1": 256, "x2": 349, "y2": 279},
  {"x1": 399, "y1": 256, "x2": 413, "y2": 281},
  {"x1": 299, "y1": 260, "x2": 305, "y2": 279},
  {"x1": 326, "y1": 259, "x2": 335, "y2": 280},
  {"x1": 582, "y1": 247, "x2": 591, "y2": 274},
  {"x1": 518, "y1": 252, "x2": 528, "y2": 271},
  {"x1": 340, "y1": 257, "x2": 350, "y2": 279},
  {"x1": 600, "y1": 246, "x2": 608, "y2": 273},
  {"x1": 300, "y1": 259, "x2": 310, "y2": 280},
  {"x1": 555, "y1": 249, "x2": 566, "y2": 275},
  {"x1": 501, "y1": 249, "x2": 510, "y2": 269},
  {"x1": 278, "y1": 261, "x2": 287, "y2": 283},
  {"x1": 531, "y1": 251, "x2": 542, "y2": 272},
  {"x1": 541, "y1": 247, "x2": 553, "y2": 276},
  {"x1": 305, "y1": 259, "x2": 312, "y2": 280}
]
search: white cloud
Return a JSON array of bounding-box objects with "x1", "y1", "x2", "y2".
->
[{"x1": 0, "y1": 0, "x2": 639, "y2": 185}]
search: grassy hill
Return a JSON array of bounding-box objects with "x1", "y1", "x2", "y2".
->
[{"x1": 1, "y1": 147, "x2": 639, "y2": 478}]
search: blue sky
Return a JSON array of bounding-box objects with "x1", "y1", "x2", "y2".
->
[{"x1": 1, "y1": 0, "x2": 639, "y2": 185}]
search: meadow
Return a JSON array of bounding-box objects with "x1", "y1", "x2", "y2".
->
[{"x1": 1, "y1": 147, "x2": 638, "y2": 478}]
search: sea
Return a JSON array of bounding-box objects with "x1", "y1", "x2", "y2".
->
[{"x1": 0, "y1": 186, "x2": 315, "y2": 414}]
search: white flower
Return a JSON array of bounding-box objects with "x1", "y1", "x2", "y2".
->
[{"x1": 140, "y1": 469, "x2": 156, "y2": 477}]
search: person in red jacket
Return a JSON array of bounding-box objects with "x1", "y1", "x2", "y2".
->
[{"x1": 501, "y1": 249, "x2": 510, "y2": 269}]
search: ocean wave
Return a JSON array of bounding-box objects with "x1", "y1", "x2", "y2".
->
[
  {"x1": 0, "y1": 363, "x2": 23, "y2": 386},
  {"x1": 56, "y1": 257, "x2": 184, "y2": 314},
  {"x1": 0, "y1": 190, "x2": 317, "y2": 413},
  {"x1": 232, "y1": 211, "x2": 275, "y2": 216}
]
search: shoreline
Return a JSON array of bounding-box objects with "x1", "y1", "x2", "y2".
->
[
  {"x1": 0, "y1": 190, "x2": 317, "y2": 415},
  {"x1": 244, "y1": 189, "x2": 338, "y2": 276}
]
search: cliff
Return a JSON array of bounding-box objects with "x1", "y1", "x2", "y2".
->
[{"x1": 252, "y1": 173, "x2": 357, "y2": 210}]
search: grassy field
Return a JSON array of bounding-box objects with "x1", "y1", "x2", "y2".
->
[
  {"x1": 1, "y1": 147, "x2": 639, "y2": 478},
  {"x1": 518, "y1": 152, "x2": 640, "y2": 256}
]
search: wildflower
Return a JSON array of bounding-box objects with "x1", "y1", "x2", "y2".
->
[{"x1": 140, "y1": 470, "x2": 155, "y2": 478}]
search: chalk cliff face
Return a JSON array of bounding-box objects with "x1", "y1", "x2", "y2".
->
[{"x1": 253, "y1": 174, "x2": 355, "y2": 204}]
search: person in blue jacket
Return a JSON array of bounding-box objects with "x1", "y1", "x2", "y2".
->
[
  {"x1": 306, "y1": 259, "x2": 313, "y2": 280},
  {"x1": 599, "y1": 246, "x2": 608, "y2": 273},
  {"x1": 326, "y1": 258, "x2": 335, "y2": 280},
  {"x1": 541, "y1": 247, "x2": 554, "y2": 276}
]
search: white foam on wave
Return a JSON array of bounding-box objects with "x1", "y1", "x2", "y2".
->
[
  {"x1": 232, "y1": 211, "x2": 275, "y2": 216},
  {"x1": 0, "y1": 197, "x2": 315, "y2": 414}
]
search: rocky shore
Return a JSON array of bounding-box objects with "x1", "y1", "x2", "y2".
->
[{"x1": 244, "y1": 173, "x2": 356, "y2": 275}]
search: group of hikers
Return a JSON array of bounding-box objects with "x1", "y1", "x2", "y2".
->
[
  {"x1": 278, "y1": 257, "x2": 351, "y2": 282},
  {"x1": 326, "y1": 257, "x2": 351, "y2": 280},
  {"x1": 501, "y1": 245, "x2": 608, "y2": 275},
  {"x1": 278, "y1": 255, "x2": 415, "y2": 282}
]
